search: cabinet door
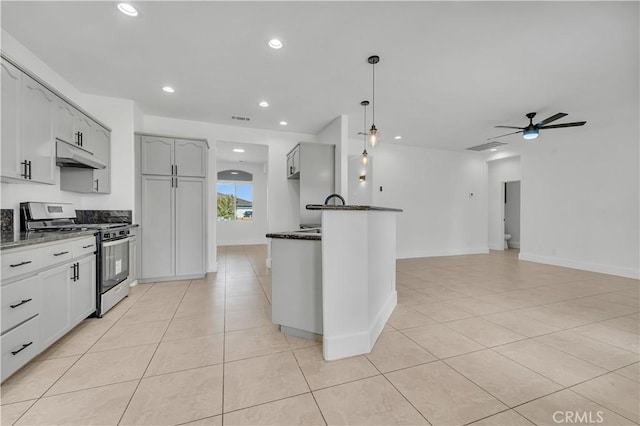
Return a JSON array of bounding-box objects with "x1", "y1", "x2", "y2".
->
[
  {"x1": 70, "y1": 256, "x2": 96, "y2": 324},
  {"x1": 39, "y1": 262, "x2": 72, "y2": 348},
  {"x1": 56, "y1": 99, "x2": 77, "y2": 145},
  {"x1": 175, "y1": 177, "x2": 205, "y2": 276},
  {"x1": 141, "y1": 175, "x2": 175, "y2": 278},
  {"x1": 21, "y1": 75, "x2": 55, "y2": 185},
  {"x1": 1, "y1": 60, "x2": 22, "y2": 180},
  {"x1": 93, "y1": 126, "x2": 111, "y2": 193},
  {"x1": 174, "y1": 139, "x2": 206, "y2": 177},
  {"x1": 141, "y1": 136, "x2": 174, "y2": 175},
  {"x1": 74, "y1": 113, "x2": 93, "y2": 153}
]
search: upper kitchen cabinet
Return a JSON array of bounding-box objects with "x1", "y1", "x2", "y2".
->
[
  {"x1": 1, "y1": 59, "x2": 21, "y2": 181},
  {"x1": 17, "y1": 75, "x2": 56, "y2": 184},
  {"x1": 59, "y1": 125, "x2": 111, "y2": 194},
  {"x1": 56, "y1": 99, "x2": 94, "y2": 154},
  {"x1": 286, "y1": 144, "x2": 301, "y2": 178},
  {"x1": 1, "y1": 61, "x2": 56, "y2": 185},
  {"x1": 140, "y1": 135, "x2": 207, "y2": 177},
  {"x1": 175, "y1": 139, "x2": 207, "y2": 177}
]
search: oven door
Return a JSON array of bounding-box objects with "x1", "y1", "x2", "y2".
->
[{"x1": 101, "y1": 237, "x2": 130, "y2": 293}]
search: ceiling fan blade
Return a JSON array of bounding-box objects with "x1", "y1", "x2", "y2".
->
[
  {"x1": 494, "y1": 126, "x2": 525, "y2": 130},
  {"x1": 487, "y1": 130, "x2": 523, "y2": 140},
  {"x1": 539, "y1": 121, "x2": 586, "y2": 129},
  {"x1": 535, "y1": 112, "x2": 568, "y2": 127}
]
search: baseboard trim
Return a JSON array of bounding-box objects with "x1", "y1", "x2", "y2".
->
[
  {"x1": 519, "y1": 252, "x2": 639, "y2": 279},
  {"x1": 397, "y1": 247, "x2": 489, "y2": 259},
  {"x1": 216, "y1": 238, "x2": 267, "y2": 246},
  {"x1": 138, "y1": 273, "x2": 205, "y2": 284},
  {"x1": 207, "y1": 261, "x2": 218, "y2": 273}
]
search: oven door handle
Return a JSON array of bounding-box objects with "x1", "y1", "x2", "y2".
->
[{"x1": 102, "y1": 236, "x2": 130, "y2": 247}]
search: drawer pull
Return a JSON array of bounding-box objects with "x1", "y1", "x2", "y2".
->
[
  {"x1": 10, "y1": 261, "x2": 32, "y2": 268},
  {"x1": 11, "y1": 342, "x2": 33, "y2": 356},
  {"x1": 53, "y1": 251, "x2": 69, "y2": 256},
  {"x1": 10, "y1": 298, "x2": 32, "y2": 309},
  {"x1": 82, "y1": 244, "x2": 94, "y2": 249}
]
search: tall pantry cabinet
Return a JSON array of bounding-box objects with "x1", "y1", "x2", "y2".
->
[{"x1": 135, "y1": 133, "x2": 209, "y2": 282}]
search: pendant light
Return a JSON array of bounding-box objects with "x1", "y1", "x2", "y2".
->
[
  {"x1": 361, "y1": 100, "x2": 369, "y2": 165},
  {"x1": 368, "y1": 55, "x2": 380, "y2": 147}
]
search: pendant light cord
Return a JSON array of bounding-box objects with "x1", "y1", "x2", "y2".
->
[
  {"x1": 363, "y1": 103, "x2": 367, "y2": 152},
  {"x1": 371, "y1": 63, "x2": 375, "y2": 126}
]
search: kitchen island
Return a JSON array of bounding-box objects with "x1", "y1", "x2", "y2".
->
[{"x1": 267, "y1": 205, "x2": 402, "y2": 361}]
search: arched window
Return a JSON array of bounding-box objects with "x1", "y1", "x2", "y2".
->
[{"x1": 217, "y1": 170, "x2": 253, "y2": 221}]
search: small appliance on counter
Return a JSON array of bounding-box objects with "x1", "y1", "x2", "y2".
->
[{"x1": 20, "y1": 201, "x2": 135, "y2": 317}]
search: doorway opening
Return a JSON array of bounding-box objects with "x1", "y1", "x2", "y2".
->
[
  {"x1": 215, "y1": 141, "x2": 268, "y2": 246},
  {"x1": 503, "y1": 180, "x2": 521, "y2": 250}
]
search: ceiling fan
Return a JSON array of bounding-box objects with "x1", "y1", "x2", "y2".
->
[{"x1": 489, "y1": 112, "x2": 586, "y2": 140}]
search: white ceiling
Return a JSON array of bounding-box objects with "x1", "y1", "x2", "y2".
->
[
  {"x1": 2, "y1": 1, "x2": 637, "y2": 151},
  {"x1": 216, "y1": 140, "x2": 268, "y2": 164}
]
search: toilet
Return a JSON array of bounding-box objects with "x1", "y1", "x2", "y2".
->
[{"x1": 504, "y1": 234, "x2": 512, "y2": 249}]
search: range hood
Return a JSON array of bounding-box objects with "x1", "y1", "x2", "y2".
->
[{"x1": 56, "y1": 140, "x2": 106, "y2": 169}]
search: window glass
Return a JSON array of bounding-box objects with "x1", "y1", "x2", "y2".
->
[{"x1": 216, "y1": 181, "x2": 253, "y2": 221}]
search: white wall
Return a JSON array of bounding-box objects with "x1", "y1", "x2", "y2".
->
[
  {"x1": 142, "y1": 114, "x2": 317, "y2": 271},
  {"x1": 371, "y1": 143, "x2": 487, "y2": 258},
  {"x1": 505, "y1": 181, "x2": 521, "y2": 248},
  {"x1": 347, "y1": 156, "x2": 373, "y2": 205},
  {"x1": 216, "y1": 161, "x2": 268, "y2": 246},
  {"x1": 486, "y1": 156, "x2": 522, "y2": 250},
  {"x1": 520, "y1": 117, "x2": 639, "y2": 278},
  {"x1": 316, "y1": 115, "x2": 348, "y2": 201}
]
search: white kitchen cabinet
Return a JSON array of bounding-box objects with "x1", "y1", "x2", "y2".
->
[
  {"x1": 1, "y1": 66, "x2": 56, "y2": 185},
  {"x1": 141, "y1": 136, "x2": 207, "y2": 177},
  {"x1": 19, "y1": 75, "x2": 56, "y2": 184},
  {"x1": 141, "y1": 175, "x2": 175, "y2": 279},
  {"x1": 137, "y1": 133, "x2": 208, "y2": 282},
  {"x1": 55, "y1": 98, "x2": 77, "y2": 146},
  {"x1": 73, "y1": 113, "x2": 94, "y2": 153},
  {"x1": 141, "y1": 136, "x2": 174, "y2": 175},
  {"x1": 1, "y1": 59, "x2": 22, "y2": 181},
  {"x1": 60, "y1": 125, "x2": 111, "y2": 194},
  {"x1": 286, "y1": 144, "x2": 300, "y2": 178},
  {"x1": 175, "y1": 139, "x2": 207, "y2": 177},
  {"x1": 286, "y1": 143, "x2": 335, "y2": 226},
  {"x1": 38, "y1": 261, "x2": 72, "y2": 348},
  {"x1": 1, "y1": 235, "x2": 97, "y2": 382},
  {"x1": 175, "y1": 177, "x2": 206, "y2": 276},
  {"x1": 70, "y1": 255, "x2": 96, "y2": 325}
]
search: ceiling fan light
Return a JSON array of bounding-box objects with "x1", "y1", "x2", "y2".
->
[{"x1": 523, "y1": 128, "x2": 539, "y2": 140}]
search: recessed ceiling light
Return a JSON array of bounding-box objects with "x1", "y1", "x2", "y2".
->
[
  {"x1": 490, "y1": 148, "x2": 497, "y2": 152},
  {"x1": 162, "y1": 86, "x2": 175, "y2": 93},
  {"x1": 117, "y1": 2, "x2": 138, "y2": 16},
  {"x1": 394, "y1": 136, "x2": 402, "y2": 140},
  {"x1": 268, "y1": 39, "x2": 283, "y2": 49},
  {"x1": 258, "y1": 101, "x2": 269, "y2": 108},
  {"x1": 279, "y1": 121, "x2": 288, "y2": 126},
  {"x1": 232, "y1": 148, "x2": 245, "y2": 153}
]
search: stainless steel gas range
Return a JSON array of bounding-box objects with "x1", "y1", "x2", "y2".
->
[{"x1": 20, "y1": 202, "x2": 134, "y2": 317}]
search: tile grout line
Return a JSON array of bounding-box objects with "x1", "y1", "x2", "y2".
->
[{"x1": 290, "y1": 348, "x2": 328, "y2": 426}]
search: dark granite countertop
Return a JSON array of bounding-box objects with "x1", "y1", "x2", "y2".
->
[
  {"x1": 1, "y1": 230, "x2": 98, "y2": 250},
  {"x1": 266, "y1": 228, "x2": 321, "y2": 241},
  {"x1": 306, "y1": 204, "x2": 403, "y2": 212}
]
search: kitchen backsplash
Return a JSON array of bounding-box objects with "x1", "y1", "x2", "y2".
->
[
  {"x1": 76, "y1": 210, "x2": 132, "y2": 224},
  {"x1": 1, "y1": 209, "x2": 14, "y2": 242}
]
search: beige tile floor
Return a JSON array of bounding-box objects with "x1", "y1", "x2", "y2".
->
[{"x1": 1, "y1": 246, "x2": 639, "y2": 425}]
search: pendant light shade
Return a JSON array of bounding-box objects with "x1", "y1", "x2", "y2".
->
[
  {"x1": 368, "y1": 55, "x2": 380, "y2": 147},
  {"x1": 361, "y1": 100, "x2": 369, "y2": 167}
]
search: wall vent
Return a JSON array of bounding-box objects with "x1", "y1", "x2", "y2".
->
[
  {"x1": 466, "y1": 141, "x2": 507, "y2": 151},
  {"x1": 231, "y1": 115, "x2": 251, "y2": 121}
]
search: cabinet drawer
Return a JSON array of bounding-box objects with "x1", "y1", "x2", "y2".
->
[
  {"x1": 1, "y1": 315, "x2": 40, "y2": 382},
  {"x1": 1, "y1": 276, "x2": 40, "y2": 334},
  {"x1": 1, "y1": 248, "x2": 41, "y2": 281},
  {"x1": 41, "y1": 242, "x2": 74, "y2": 268},
  {"x1": 72, "y1": 237, "x2": 97, "y2": 258}
]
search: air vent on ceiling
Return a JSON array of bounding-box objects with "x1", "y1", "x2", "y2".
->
[
  {"x1": 466, "y1": 141, "x2": 507, "y2": 151},
  {"x1": 231, "y1": 115, "x2": 251, "y2": 121}
]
